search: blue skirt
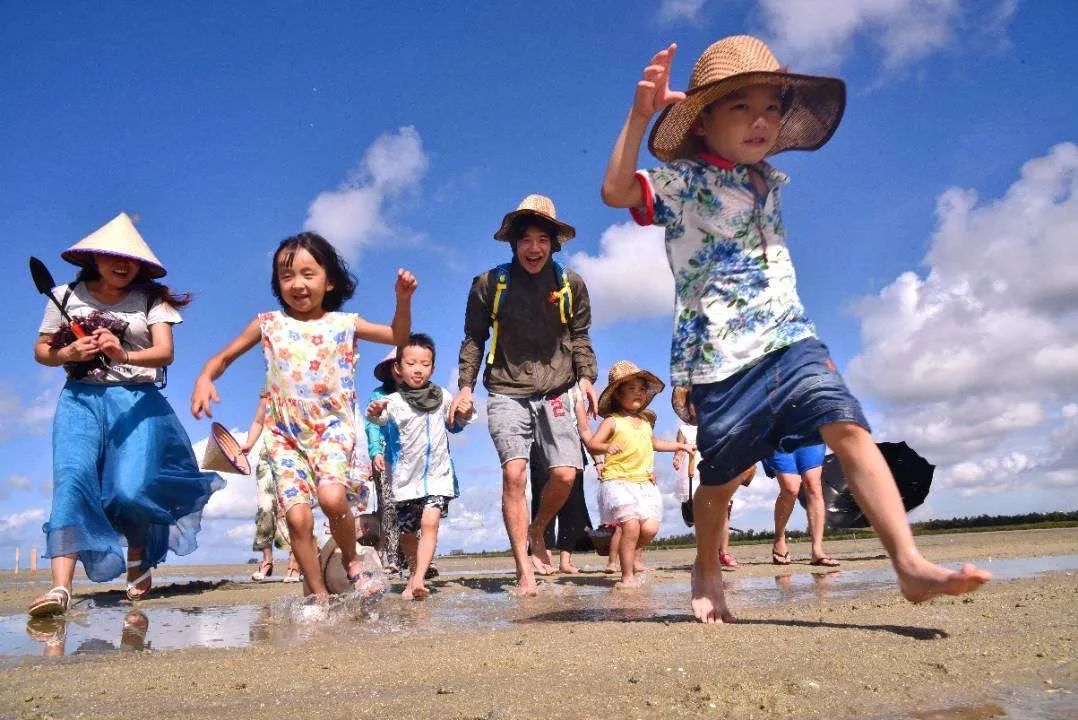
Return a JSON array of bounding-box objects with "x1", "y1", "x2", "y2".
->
[{"x1": 43, "y1": 381, "x2": 224, "y2": 582}]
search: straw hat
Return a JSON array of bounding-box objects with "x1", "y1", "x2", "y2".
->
[
  {"x1": 373, "y1": 349, "x2": 397, "y2": 384},
  {"x1": 598, "y1": 360, "x2": 665, "y2": 418},
  {"x1": 649, "y1": 35, "x2": 846, "y2": 163},
  {"x1": 61, "y1": 212, "x2": 167, "y2": 279},
  {"x1": 493, "y1": 194, "x2": 576, "y2": 243},
  {"x1": 201, "y1": 423, "x2": 251, "y2": 475},
  {"x1": 303, "y1": 539, "x2": 383, "y2": 596}
]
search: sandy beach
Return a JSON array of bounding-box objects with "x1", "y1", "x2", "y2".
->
[{"x1": 0, "y1": 527, "x2": 1074, "y2": 719}]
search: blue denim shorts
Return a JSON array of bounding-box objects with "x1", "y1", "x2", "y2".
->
[
  {"x1": 763, "y1": 443, "x2": 827, "y2": 475},
  {"x1": 692, "y1": 338, "x2": 869, "y2": 486}
]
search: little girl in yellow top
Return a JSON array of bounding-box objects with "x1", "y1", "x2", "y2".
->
[{"x1": 585, "y1": 360, "x2": 694, "y2": 588}]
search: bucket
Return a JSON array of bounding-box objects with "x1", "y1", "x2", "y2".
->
[{"x1": 302, "y1": 539, "x2": 385, "y2": 596}]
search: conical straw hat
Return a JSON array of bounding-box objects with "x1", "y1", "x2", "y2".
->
[
  {"x1": 493, "y1": 194, "x2": 576, "y2": 243},
  {"x1": 201, "y1": 423, "x2": 251, "y2": 475},
  {"x1": 598, "y1": 360, "x2": 665, "y2": 418},
  {"x1": 649, "y1": 35, "x2": 846, "y2": 163},
  {"x1": 61, "y1": 212, "x2": 167, "y2": 279}
]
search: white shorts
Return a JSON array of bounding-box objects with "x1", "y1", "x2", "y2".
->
[{"x1": 598, "y1": 479, "x2": 663, "y2": 525}]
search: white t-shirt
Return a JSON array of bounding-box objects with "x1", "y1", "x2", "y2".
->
[{"x1": 39, "y1": 282, "x2": 182, "y2": 385}]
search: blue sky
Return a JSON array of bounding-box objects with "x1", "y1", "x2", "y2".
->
[{"x1": 1, "y1": 1, "x2": 1076, "y2": 564}]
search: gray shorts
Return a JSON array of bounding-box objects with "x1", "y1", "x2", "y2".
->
[{"x1": 487, "y1": 391, "x2": 584, "y2": 469}]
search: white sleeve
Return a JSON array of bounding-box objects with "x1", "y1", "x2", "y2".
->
[
  {"x1": 147, "y1": 297, "x2": 182, "y2": 326},
  {"x1": 39, "y1": 298, "x2": 62, "y2": 335}
]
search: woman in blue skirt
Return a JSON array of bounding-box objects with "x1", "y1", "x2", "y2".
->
[{"x1": 28, "y1": 213, "x2": 223, "y2": 617}]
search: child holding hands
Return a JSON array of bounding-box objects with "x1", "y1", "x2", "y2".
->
[
  {"x1": 191, "y1": 232, "x2": 416, "y2": 600},
  {"x1": 584, "y1": 361, "x2": 693, "y2": 589},
  {"x1": 601, "y1": 36, "x2": 989, "y2": 621},
  {"x1": 367, "y1": 333, "x2": 476, "y2": 599}
]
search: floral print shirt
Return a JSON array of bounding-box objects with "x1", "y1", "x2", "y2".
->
[{"x1": 633, "y1": 153, "x2": 816, "y2": 386}]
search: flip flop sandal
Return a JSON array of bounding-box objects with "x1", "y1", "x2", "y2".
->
[
  {"x1": 126, "y1": 561, "x2": 153, "y2": 601},
  {"x1": 771, "y1": 550, "x2": 791, "y2": 566},
  {"x1": 26, "y1": 616, "x2": 68, "y2": 647},
  {"x1": 27, "y1": 586, "x2": 71, "y2": 618},
  {"x1": 810, "y1": 556, "x2": 841, "y2": 567},
  {"x1": 282, "y1": 567, "x2": 302, "y2": 583}
]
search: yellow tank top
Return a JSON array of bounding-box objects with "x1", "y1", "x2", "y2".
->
[{"x1": 600, "y1": 415, "x2": 654, "y2": 483}]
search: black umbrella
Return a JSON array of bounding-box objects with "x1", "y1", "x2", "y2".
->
[{"x1": 798, "y1": 441, "x2": 935, "y2": 530}]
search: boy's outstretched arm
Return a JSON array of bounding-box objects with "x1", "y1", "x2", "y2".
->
[
  {"x1": 601, "y1": 44, "x2": 686, "y2": 208},
  {"x1": 191, "y1": 317, "x2": 262, "y2": 419}
]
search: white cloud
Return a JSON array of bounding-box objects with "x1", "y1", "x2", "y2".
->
[
  {"x1": 758, "y1": 0, "x2": 1016, "y2": 72},
  {"x1": 0, "y1": 378, "x2": 62, "y2": 441},
  {"x1": 658, "y1": 0, "x2": 706, "y2": 24},
  {"x1": 848, "y1": 143, "x2": 1078, "y2": 497},
  {"x1": 0, "y1": 507, "x2": 45, "y2": 545},
  {"x1": 225, "y1": 523, "x2": 256, "y2": 542},
  {"x1": 568, "y1": 222, "x2": 673, "y2": 327},
  {"x1": 303, "y1": 126, "x2": 429, "y2": 260}
]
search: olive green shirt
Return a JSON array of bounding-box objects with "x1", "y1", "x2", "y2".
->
[{"x1": 457, "y1": 259, "x2": 597, "y2": 397}]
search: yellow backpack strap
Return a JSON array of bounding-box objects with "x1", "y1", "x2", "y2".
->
[
  {"x1": 552, "y1": 260, "x2": 573, "y2": 325},
  {"x1": 486, "y1": 265, "x2": 511, "y2": 365}
]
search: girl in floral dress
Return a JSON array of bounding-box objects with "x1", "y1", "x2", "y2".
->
[{"x1": 191, "y1": 232, "x2": 417, "y2": 600}]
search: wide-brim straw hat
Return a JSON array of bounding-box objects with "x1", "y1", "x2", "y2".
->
[
  {"x1": 61, "y1": 212, "x2": 167, "y2": 279},
  {"x1": 649, "y1": 35, "x2": 846, "y2": 163},
  {"x1": 373, "y1": 349, "x2": 397, "y2": 384},
  {"x1": 598, "y1": 360, "x2": 666, "y2": 418},
  {"x1": 493, "y1": 194, "x2": 576, "y2": 244},
  {"x1": 201, "y1": 423, "x2": 251, "y2": 475}
]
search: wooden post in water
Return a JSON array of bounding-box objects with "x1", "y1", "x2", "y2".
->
[
  {"x1": 30, "y1": 547, "x2": 38, "y2": 573},
  {"x1": 13, "y1": 547, "x2": 19, "y2": 574}
]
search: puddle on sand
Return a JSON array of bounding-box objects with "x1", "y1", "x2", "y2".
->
[
  {"x1": 2, "y1": 554, "x2": 1074, "y2": 665},
  {"x1": 878, "y1": 680, "x2": 1077, "y2": 719}
]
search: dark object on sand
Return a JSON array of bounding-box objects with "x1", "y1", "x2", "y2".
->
[
  {"x1": 801, "y1": 442, "x2": 935, "y2": 529},
  {"x1": 587, "y1": 525, "x2": 615, "y2": 556}
]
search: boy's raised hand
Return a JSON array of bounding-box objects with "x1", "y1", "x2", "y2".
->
[
  {"x1": 395, "y1": 269, "x2": 418, "y2": 300},
  {"x1": 634, "y1": 44, "x2": 687, "y2": 118}
]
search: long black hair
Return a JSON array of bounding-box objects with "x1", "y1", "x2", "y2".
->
[
  {"x1": 73, "y1": 264, "x2": 192, "y2": 308},
  {"x1": 271, "y1": 232, "x2": 357, "y2": 312}
]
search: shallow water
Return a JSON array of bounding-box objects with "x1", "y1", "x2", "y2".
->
[{"x1": 1, "y1": 554, "x2": 1075, "y2": 665}]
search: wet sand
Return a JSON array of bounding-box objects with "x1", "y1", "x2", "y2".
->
[{"x1": 0, "y1": 528, "x2": 1075, "y2": 719}]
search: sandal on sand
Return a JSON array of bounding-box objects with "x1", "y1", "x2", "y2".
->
[
  {"x1": 810, "y1": 556, "x2": 841, "y2": 567},
  {"x1": 251, "y1": 560, "x2": 274, "y2": 582},
  {"x1": 28, "y1": 586, "x2": 71, "y2": 618},
  {"x1": 126, "y1": 561, "x2": 152, "y2": 601},
  {"x1": 282, "y1": 566, "x2": 302, "y2": 583},
  {"x1": 771, "y1": 549, "x2": 791, "y2": 566},
  {"x1": 719, "y1": 552, "x2": 740, "y2": 569}
]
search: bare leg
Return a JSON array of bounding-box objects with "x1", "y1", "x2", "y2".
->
[
  {"x1": 406, "y1": 509, "x2": 440, "y2": 600},
  {"x1": 801, "y1": 466, "x2": 833, "y2": 563},
  {"x1": 318, "y1": 484, "x2": 362, "y2": 589},
  {"x1": 285, "y1": 504, "x2": 325, "y2": 599},
  {"x1": 692, "y1": 482, "x2": 740, "y2": 623},
  {"x1": 820, "y1": 423, "x2": 990, "y2": 600},
  {"x1": 559, "y1": 550, "x2": 580, "y2": 574},
  {"x1": 615, "y1": 519, "x2": 641, "y2": 588},
  {"x1": 398, "y1": 532, "x2": 418, "y2": 599},
  {"x1": 604, "y1": 526, "x2": 622, "y2": 573},
  {"x1": 502, "y1": 459, "x2": 538, "y2": 595},
  {"x1": 772, "y1": 471, "x2": 800, "y2": 562},
  {"x1": 633, "y1": 518, "x2": 659, "y2": 573},
  {"x1": 528, "y1": 466, "x2": 575, "y2": 570}
]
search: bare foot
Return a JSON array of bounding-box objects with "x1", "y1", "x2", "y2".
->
[
  {"x1": 528, "y1": 523, "x2": 553, "y2": 569},
  {"x1": 614, "y1": 576, "x2": 644, "y2": 590},
  {"x1": 897, "y1": 558, "x2": 991, "y2": 603},
  {"x1": 529, "y1": 555, "x2": 554, "y2": 575},
  {"x1": 690, "y1": 564, "x2": 736, "y2": 624},
  {"x1": 403, "y1": 584, "x2": 429, "y2": 601},
  {"x1": 401, "y1": 587, "x2": 414, "y2": 600},
  {"x1": 514, "y1": 580, "x2": 540, "y2": 598},
  {"x1": 602, "y1": 564, "x2": 618, "y2": 574},
  {"x1": 559, "y1": 564, "x2": 581, "y2": 574},
  {"x1": 633, "y1": 563, "x2": 652, "y2": 573}
]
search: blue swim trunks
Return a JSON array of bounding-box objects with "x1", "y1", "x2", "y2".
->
[
  {"x1": 763, "y1": 444, "x2": 827, "y2": 475},
  {"x1": 691, "y1": 337, "x2": 870, "y2": 486}
]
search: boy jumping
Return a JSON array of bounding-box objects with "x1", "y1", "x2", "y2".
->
[{"x1": 600, "y1": 36, "x2": 990, "y2": 623}]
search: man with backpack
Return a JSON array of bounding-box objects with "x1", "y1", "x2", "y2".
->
[{"x1": 451, "y1": 194, "x2": 598, "y2": 595}]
